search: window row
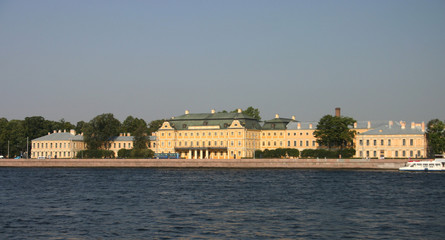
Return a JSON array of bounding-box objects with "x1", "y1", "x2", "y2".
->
[
  {"x1": 262, "y1": 140, "x2": 317, "y2": 147},
  {"x1": 33, "y1": 142, "x2": 71, "y2": 149},
  {"x1": 359, "y1": 138, "x2": 415, "y2": 147},
  {"x1": 359, "y1": 150, "x2": 422, "y2": 158}
]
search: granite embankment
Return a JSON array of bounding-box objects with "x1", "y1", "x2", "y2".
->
[{"x1": 0, "y1": 158, "x2": 412, "y2": 169}]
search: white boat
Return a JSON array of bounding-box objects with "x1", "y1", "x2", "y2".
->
[{"x1": 399, "y1": 159, "x2": 445, "y2": 171}]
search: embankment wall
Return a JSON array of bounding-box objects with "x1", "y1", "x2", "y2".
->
[{"x1": 0, "y1": 158, "x2": 413, "y2": 170}]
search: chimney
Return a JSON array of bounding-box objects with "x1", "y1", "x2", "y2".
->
[
  {"x1": 400, "y1": 121, "x2": 406, "y2": 129},
  {"x1": 367, "y1": 121, "x2": 371, "y2": 129},
  {"x1": 309, "y1": 123, "x2": 313, "y2": 129},
  {"x1": 297, "y1": 123, "x2": 301, "y2": 129},
  {"x1": 353, "y1": 122, "x2": 357, "y2": 129},
  {"x1": 53, "y1": 130, "x2": 57, "y2": 133},
  {"x1": 422, "y1": 122, "x2": 425, "y2": 132},
  {"x1": 411, "y1": 122, "x2": 415, "y2": 129},
  {"x1": 63, "y1": 129, "x2": 66, "y2": 133},
  {"x1": 70, "y1": 129, "x2": 76, "y2": 135},
  {"x1": 335, "y1": 107, "x2": 341, "y2": 117},
  {"x1": 127, "y1": 133, "x2": 131, "y2": 136},
  {"x1": 275, "y1": 114, "x2": 280, "y2": 119},
  {"x1": 185, "y1": 110, "x2": 190, "y2": 115},
  {"x1": 237, "y1": 109, "x2": 242, "y2": 113},
  {"x1": 48, "y1": 132, "x2": 51, "y2": 135},
  {"x1": 211, "y1": 109, "x2": 215, "y2": 114},
  {"x1": 291, "y1": 116, "x2": 296, "y2": 120},
  {"x1": 389, "y1": 121, "x2": 393, "y2": 128},
  {"x1": 58, "y1": 130, "x2": 62, "y2": 133}
]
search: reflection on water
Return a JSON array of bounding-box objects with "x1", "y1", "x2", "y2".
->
[{"x1": 1, "y1": 168, "x2": 444, "y2": 239}]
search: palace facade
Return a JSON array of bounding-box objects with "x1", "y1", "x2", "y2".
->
[
  {"x1": 154, "y1": 109, "x2": 427, "y2": 159},
  {"x1": 30, "y1": 108, "x2": 427, "y2": 159}
]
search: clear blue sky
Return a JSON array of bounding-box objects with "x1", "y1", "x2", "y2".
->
[{"x1": 1, "y1": 0, "x2": 444, "y2": 124}]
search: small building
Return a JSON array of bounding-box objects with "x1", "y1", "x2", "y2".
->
[
  {"x1": 355, "y1": 121, "x2": 426, "y2": 159},
  {"x1": 31, "y1": 130, "x2": 85, "y2": 159}
]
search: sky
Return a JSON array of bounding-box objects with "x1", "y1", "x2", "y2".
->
[{"x1": 1, "y1": 0, "x2": 444, "y2": 124}]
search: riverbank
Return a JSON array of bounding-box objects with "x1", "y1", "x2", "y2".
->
[{"x1": 0, "y1": 158, "x2": 413, "y2": 169}]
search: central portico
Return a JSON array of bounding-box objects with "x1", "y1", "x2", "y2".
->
[{"x1": 155, "y1": 109, "x2": 261, "y2": 159}]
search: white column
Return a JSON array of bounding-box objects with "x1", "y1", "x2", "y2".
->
[
  {"x1": 200, "y1": 150, "x2": 203, "y2": 159},
  {"x1": 194, "y1": 150, "x2": 197, "y2": 159},
  {"x1": 206, "y1": 150, "x2": 209, "y2": 159},
  {"x1": 188, "y1": 150, "x2": 192, "y2": 159}
]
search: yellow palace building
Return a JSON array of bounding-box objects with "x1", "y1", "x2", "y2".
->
[{"x1": 154, "y1": 109, "x2": 427, "y2": 159}]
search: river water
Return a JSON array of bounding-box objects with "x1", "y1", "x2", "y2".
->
[{"x1": 1, "y1": 168, "x2": 444, "y2": 239}]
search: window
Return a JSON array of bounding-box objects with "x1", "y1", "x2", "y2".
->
[
  {"x1": 294, "y1": 141, "x2": 297, "y2": 147},
  {"x1": 313, "y1": 141, "x2": 316, "y2": 147},
  {"x1": 410, "y1": 151, "x2": 413, "y2": 157},
  {"x1": 388, "y1": 139, "x2": 391, "y2": 146},
  {"x1": 403, "y1": 151, "x2": 406, "y2": 157},
  {"x1": 366, "y1": 140, "x2": 369, "y2": 146},
  {"x1": 395, "y1": 151, "x2": 398, "y2": 157},
  {"x1": 288, "y1": 141, "x2": 290, "y2": 147},
  {"x1": 373, "y1": 140, "x2": 377, "y2": 146},
  {"x1": 306, "y1": 141, "x2": 309, "y2": 147},
  {"x1": 300, "y1": 141, "x2": 303, "y2": 146},
  {"x1": 359, "y1": 140, "x2": 363, "y2": 146},
  {"x1": 403, "y1": 139, "x2": 406, "y2": 146},
  {"x1": 183, "y1": 124, "x2": 187, "y2": 128},
  {"x1": 410, "y1": 139, "x2": 413, "y2": 146},
  {"x1": 124, "y1": 143, "x2": 126, "y2": 148},
  {"x1": 373, "y1": 151, "x2": 377, "y2": 157},
  {"x1": 381, "y1": 140, "x2": 384, "y2": 146}
]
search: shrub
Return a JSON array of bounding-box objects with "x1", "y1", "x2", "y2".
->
[
  {"x1": 76, "y1": 150, "x2": 115, "y2": 159},
  {"x1": 255, "y1": 148, "x2": 299, "y2": 158}
]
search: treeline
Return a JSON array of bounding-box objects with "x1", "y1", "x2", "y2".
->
[
  {"x1": 0, "y1": 114, "x2": 164, "y2": 158},
  {"x1": 254, "y1": 148, "x2": 356, "y2": 159}
]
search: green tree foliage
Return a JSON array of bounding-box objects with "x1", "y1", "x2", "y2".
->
[
  {"x1": 118, "y1": 148, "x2": 154, "y2": 158},
  {"x1": 83, "y1": 113, "x2": 121, "y2": 150},
  {"x1": 426, "y1": 119, "x2": 445, "y2": 157},
  {"x1": 76, "y1": 150, "x2": 115, "y2": 159},
  {"x1": 148, "y1": 119, "x2": 165, "y2": 135},
  {"x1": 122, "y1": 116, "x2": 149, "y2": 150},
  {"x1": 0, "y1": 117, "x2": 76, "y2": 158},
  {"x1": 301, "y1": 149, "x2": 355, "y2": 158},
  {"x1": 255, "y1": 148, "x2": 299, "y2": 158},
  {"x1": 228, "y1": 106, "x2": 261, "y2": 120},
  {"x1": 313, "y1": 115, "x2": 356, "y2": 150},
  {"x1": 75, "y1": 121, "x2": 87, "y2": 134}
]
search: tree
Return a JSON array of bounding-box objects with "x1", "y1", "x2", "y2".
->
[
  {"x1": 426, "y1": 119, "x2": 445, "y2": 158},
  {"x1": 83, "y1": 113, "x2": 121, "y2": 150},
  {"x1": 148, "y1": 119, "x2": 165, "y2": 135},
  {"x1": 75, "y1": 121, "x2": 87, "y2": 134},
  {"x1": 243, "y1": 106, "x2": 261, "y2": 121},
  {"x1": 122, "y1": 116, "x2": 149, "y2": 150},
  {"x1": 226, "y1": 106, "x2": 261, "y2": 120},
  {"x1": 314, "y1": 115, "x2": 357, "y2": 150}
]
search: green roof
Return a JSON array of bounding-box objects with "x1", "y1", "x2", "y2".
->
[
  {"x1": 168, "y1": 112, "x2": 262, "y2": 130},
  {"x1": 262, "y1": 117, "x2": 296, "y2": 130}
]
